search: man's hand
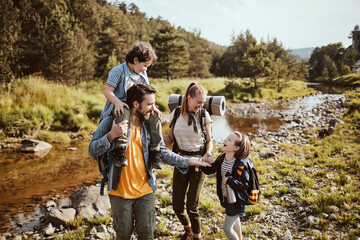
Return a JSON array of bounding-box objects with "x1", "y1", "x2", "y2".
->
[
  {"x1": 107, "y1": 119, "x2": 128, "y2": 143},
  {"x1": 188, "y1": 157, "x2": 211, "y2": 167},
  {"x1": 114, "y1": 101, "x2": 129, "y2": 116}
]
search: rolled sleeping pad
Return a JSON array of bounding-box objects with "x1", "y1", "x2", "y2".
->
[{"x1": 168, "y1": 94, "x2": 226, "y2": 116}]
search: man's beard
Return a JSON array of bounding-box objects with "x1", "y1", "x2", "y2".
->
[{"x1": 135, "y1": 103, "x2": 152, "y2": 122}]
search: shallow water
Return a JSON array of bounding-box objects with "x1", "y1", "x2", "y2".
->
[{"x1": 0, "y1": 141, "x2": 101, "y2": 233}]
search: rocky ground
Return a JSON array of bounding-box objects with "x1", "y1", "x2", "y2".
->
[{"x1": 2, "y1": 93, "x2": 358, "y2": 240}]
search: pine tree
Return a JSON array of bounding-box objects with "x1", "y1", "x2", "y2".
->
[
  {"x1": 150, "y1": 23, "x2": 189, "y2": 81},
  {"x1": 95, "y1": 4, "x2": 132, "y2": 78},
  {"x1": 186, "y1": 30, "x2": 211, "y2": 78},
  {"x1": 233, "y1": 31, "x2": 271, "y2": 88},
  {"x1": 43, "y1": 0, "x2": 81, "y2": 83},
  {"x1": 0, "y1": 0, "x2": 20, "y2": 83}
]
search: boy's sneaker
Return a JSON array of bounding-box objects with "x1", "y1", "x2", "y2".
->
[
  {"x1": 149, "y1": 150, "x2": 162, "y2": 169},
  {"x1": 112, "y1": 147, "x2": 128, "y2": 167}
]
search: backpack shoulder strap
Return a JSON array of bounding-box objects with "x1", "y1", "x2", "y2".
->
[
  {"x1": 199, "y1": 107, "x2": 206, "y2": 133},
  {"x1": 169, "y1": 106, "x2": 181, "y2": 129}
]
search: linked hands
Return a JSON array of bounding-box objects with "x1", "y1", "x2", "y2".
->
[
  {"x1": 203, "y1": 152, "x2": 215, "y2": 164},
  {"x1": 188, "y1": 157, "x2": 211, "y2": 167}
]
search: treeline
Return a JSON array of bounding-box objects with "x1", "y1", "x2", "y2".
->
[
  {"x1": 308, "y1": 41, "x2": 360, "y2": 82},
  {"x1": 1, "y1": 0, "x2": 221, "y2": 84},
  {"x1": 2, "y1": 0, "x2": 357, "y2": 87},
  {"x1": 212, "y1": 30, "x2": 310, "y2": 88}
]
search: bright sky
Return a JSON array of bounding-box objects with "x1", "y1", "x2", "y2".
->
[{"x1": 119, "y1": 0, "x2": 359, "y2": 50}]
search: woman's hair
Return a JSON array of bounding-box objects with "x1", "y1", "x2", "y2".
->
[
  {"x1": 180, "y1": 82, "x2": 208, "y2": 114},
  {"x1": 125, "y1": 41, "x2": 158, "y2": 64},
  {"x1": 233, "y1": 131, "x2": 250, "y2": 159}
]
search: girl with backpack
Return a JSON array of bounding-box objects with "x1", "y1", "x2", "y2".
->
[
  {"x1": 163, "y1": 82, "x2": 213, "y2": 240},
  {"x1": 202, "y1": 131, "x2": 254, "y2": 240}
]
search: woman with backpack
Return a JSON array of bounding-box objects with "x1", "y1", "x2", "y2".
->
[
  {"x1": 163, "y1": 82, "x2": 213, "y2": 240},
  {"x1": 202, "y1": 131, "x2": 256, "y2": 240}
]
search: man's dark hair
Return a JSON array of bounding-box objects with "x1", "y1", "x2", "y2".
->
[
  {"x1": 126, "y1": 84, "x2": 157, "y2": 108},
  {"x1": 125, "y1": 41, "x2": 157, "y2": 64}
]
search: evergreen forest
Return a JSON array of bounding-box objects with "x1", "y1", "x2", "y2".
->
[{"x1": 2, "y1": 0, "x2": 343, "y2": 86}]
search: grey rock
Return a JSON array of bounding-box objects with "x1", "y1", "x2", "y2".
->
[
  {"x1": 46, "y1": 201, "x2": 57, "y2": 208},
  {"x1": 89, "y1": 227, "x2": 97, "y2": 235},
  {"x1": 44, "y1": 208, "x2": 76, "y2": 227},
  {"x1": 71, "y1": 186, "x2": 111, "y2": 219},
  {"x1": 95, "y1": 225, "x2": 107, "y2": 233},
  {"x1": 283, "y1": 229, "x2": 292, "y2": 240},
  {"x1": 95, "y1": 232, "x2": 111, "y2": 239},
  {"x1": 329, "y1": 213, "x2": 337, "y2": 220},
  {"x1": 328, "y1": 205, "x2": 340, "y2": 213},
  {"x1": 44, "y1": 223, "x2": 55, "y2": 236},
  {"x1": 20, "y1": 139, "x2": 52, "y2": 152},
  {"x1": 2, "y1": 233, "x2": 11, "y2": 238}
]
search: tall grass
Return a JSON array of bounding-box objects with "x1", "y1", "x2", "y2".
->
[{"x1": 0, "y1": 77, "x2": 101, "y2": 137}]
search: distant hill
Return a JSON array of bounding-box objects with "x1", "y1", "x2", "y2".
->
[{"x1": 291, "y1": 47, "x2": 315, "y2": 61}]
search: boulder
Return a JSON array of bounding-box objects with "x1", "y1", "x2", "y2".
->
[
  {"x1": 70, "y1": 185, "x2": 111, "y2": 219},
  {"x1": 44, "y1": 208, "x2": 76, "y2": 227},
  {"x1": 20, "y1": 139, "x2": 52, "y2": 153}
]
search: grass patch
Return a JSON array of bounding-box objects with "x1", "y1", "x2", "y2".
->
[
  {"x1": 278, "y1": 185, "x2": 289, "y2": 196},
  {"x1": 36, "y1": 130, "x2": 71, "y2": 144},
  {"x1": 67, "y1": 215, "x2": 84, "y2": 230},
  {"x1": 298, "y1": 188, "x2": 315, "y2": 205},
  {"x1": 156, "y1": 165, "x2": 173, "y2": 179},
  {"x1": 262, "y1": 185, "x2": 276, "y2": 197},
  {"x1": 336, "y1": 212, "x2": 358, "y2": 225},
  {"x1": 246, "y1": 204, "x2": 265, "y2": 216},
  {"x1": 199, "y1": 195, "x2": 216, "y2": 213},
  {"x1": 158, "y1": 193, "x2": 172, "y2": 208},
  {"x1": 155, "y1": 216, "x2": 171, "y2": 236},
  {"x1": 313, "y1": 192, "x2": 343, "y2": 214},
  {"x1": 86, "y1": 216, "x2": 111, "y2": 226},
  {"x1": 54, "y1": 228, "x2": 86, "y2": 240}
]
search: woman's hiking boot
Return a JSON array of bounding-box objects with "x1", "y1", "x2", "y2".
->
[{"x1": 180, "y1": 226, "x2": 193, "y2": 240}]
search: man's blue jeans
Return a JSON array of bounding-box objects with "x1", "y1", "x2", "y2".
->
[{"x1": 109, "y1": 192, "x2": 156, "y2": 240}]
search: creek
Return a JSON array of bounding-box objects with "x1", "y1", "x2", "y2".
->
[{"x1": 0, "y1": 83, "x2": 348, "y2": 234}]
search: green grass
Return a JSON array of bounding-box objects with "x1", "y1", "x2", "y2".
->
[
  {"x1": 86, "y1": 216, "x2": 111, "y2": 226},
  {"x1": 0, "y1": 77, "x2": 102, "y2": 137},
  {"x1": 155, "y1": 216, "x2": 171, "y2": 236},
  {"x1": 158, "y1": 193, "x2": 172, "y2": 208},
  {"x1": 262, "y1": 185, "x2": 276, "y2": 197},
  {"x1": 156, "y1": 165, "x2": 173, "y2": 179},
  {"x1": 54, "y1": 228, "x2": 86, "y2": 240}
]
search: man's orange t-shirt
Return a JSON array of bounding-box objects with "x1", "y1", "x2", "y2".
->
[{"x1": 108, "y1": 124, "x2": 153, "y2": 198}]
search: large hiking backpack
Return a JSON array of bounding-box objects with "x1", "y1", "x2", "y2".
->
[
  {"x1": 169, "y1": 106, "x2": 208, "y2": 155},
  {"x1": 241, "y1": 158, "x2": 261, "y2": 205}
]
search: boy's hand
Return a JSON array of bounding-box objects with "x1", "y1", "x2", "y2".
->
[
  {"x1": 114, "y1": 101, "x2": 129, "y2": 116},
  {"x1": 223, "y1": 177, "x2": 229, "y2": 185},
  {"x1": 110, "y1": 119, "x2": 128, "y2": 138},
  {"x1": 153, "y1": 106, "x2": 162, "y2": 118}
]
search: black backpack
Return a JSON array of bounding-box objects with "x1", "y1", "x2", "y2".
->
[
  {"x1": 169, "y1": 106, "x2": 208, "y2": 156},
  {"x1": 240, "y1": 158, "x2": 261, "y2": 205}
]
